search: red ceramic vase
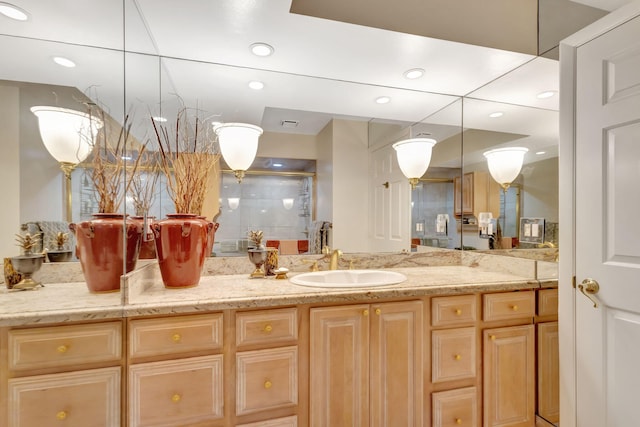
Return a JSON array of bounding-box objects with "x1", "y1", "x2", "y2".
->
[
  {"x1": 197, "y1": 216, "x2": 220, "y2": 257},
  {"x1": 153, "y1": 214, "x2": 213, "y2": 288},
  {"x1": 131, "y1": 216, "x2": 157, "y2": 259},
  {"x1": 70, "y1": 213, "x2": 142, "y2": 293}
]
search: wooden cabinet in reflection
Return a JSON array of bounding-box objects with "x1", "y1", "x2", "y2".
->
[{"x1": 454, "y1": 171, "x2": 500, "y2": 218}]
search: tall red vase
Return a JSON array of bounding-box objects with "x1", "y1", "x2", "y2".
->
[
  {"x1": 131, "y1": 216, "x2": 157, "y2": 259},
  {"x1": 153, "y1": 214, "x2": 213, "y2": 288},
  {"x1": 197, "y1": 216, "x2": 220, "y2": 257},
  {"x1": 70, "y1": 213, "x2": 142, "y2": 293}
]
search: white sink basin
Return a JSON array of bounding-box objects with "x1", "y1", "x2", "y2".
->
[{"x1": 289, "y1": 270, "x2": 407, "y2": 288}]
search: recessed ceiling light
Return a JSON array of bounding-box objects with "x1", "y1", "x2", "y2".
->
[
  {"x1": 536, "y1": 151, "x2": 546, "y2": 155},
  {"x1": 489, "y1": 111, "x2": 504, "y2": 118},
  {"x1": 0, "y1": 2, "x2": 29, "y2": 21},
  {"x1": 375, "y1": 96, "x2": 391, "y2": 104},
  {"x1": 403, "y1": 68, "x2": 425, "y2": 79},
  {"x1": 250, "y1": 42, "x2": 274, "y2": 57},
  {"x1": 152, "y1": 116, "x2": 167, "y2": 122},
  {"x1": 52, "y1": 56, "x2": 76, "y2": 68},
  {"x1": 248, "y1": 80, "x2": 264, "y2": 90},
  {"x1": 537, "y1": 90, "x2": 556, "y2": 99}
]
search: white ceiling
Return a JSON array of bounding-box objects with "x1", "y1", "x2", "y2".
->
[{"x1": 0, "y1": 0, "x2": 626, "y2": 166}]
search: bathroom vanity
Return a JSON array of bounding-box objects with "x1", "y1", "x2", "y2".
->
[{"x1": 0, "y1": 255, "x2": 558, "y2": 427}]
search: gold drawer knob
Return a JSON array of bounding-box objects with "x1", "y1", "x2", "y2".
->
[
  {"x1": 264, "y1": 380, "x2": 273, "y2": 389},
  {"x1": 490, "y1": 335, "x2": 496, "y2": 340},
  {"x1": 511, "y1": 305, "x2": 519, "y2": 311},
  {"x1": 454, "y1": 354, "x2": 462, "y2": 361},
  {"x1": 455, "y1": 418, "x2": 462, "y2": 425},
  {"x1": 172, "y1": 334, "x2": 181, "y2": 343},
  {"x1": 264, "y1": 324, "x2": 273, "y2": 333},
  {"x1": 375, "y1": 308, "x2": 382, "y2": 315},
  {"x1": 171, "y1": 394, "x2": 181, "y2": 403},
  {"x1": 455, "y1": 309, "x2": 462, "y2": 315},
  {"x1": 363, "y1": 309, "x2": 369, "y2": 316},
  {"x1": 56, "y1": 411, "x2": 67, "y2": 420},
  {"x1": 57, "y1": 345, "x2": 68, "y2": 354}
]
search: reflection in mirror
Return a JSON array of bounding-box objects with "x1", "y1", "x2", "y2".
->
[{"x1": 460, "y1": 59, "x2": 559, "y2": 258}]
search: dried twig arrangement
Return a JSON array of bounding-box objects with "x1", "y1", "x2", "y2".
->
[
  {"x1": 130, "y1": 151, "x2": 161, "y2": 216},
  {"x1": 151, "y1": 108, "x2": 220, "y2": 215},
  {"x1": 87, "y1": 109, "x2": 146, "y2": 213}
]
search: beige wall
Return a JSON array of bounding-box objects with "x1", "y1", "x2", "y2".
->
[{"x1": 0, "y1": 85, "x2": 21, "y2": 258}]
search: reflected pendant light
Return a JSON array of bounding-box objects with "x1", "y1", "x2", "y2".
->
[
  {"x1": 282, "y1": 198, "x2": 294, "y2": 210},
  {"x1": 31, "y1": 106, "x2": 103, "y2": 222},
  {"x1": 392, "y1": 137, "x2": 437, "y2": 189},
  {"x1": 483, "y1": 147, "x2": 529, "y2": 191},
  {"x1": 214, "y1": 123, "x2": 263, "y2": 183},
  {"x1": 31, "y1": 106, "x2": 102, "y2": 164}
]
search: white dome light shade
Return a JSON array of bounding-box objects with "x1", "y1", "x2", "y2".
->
[
  {"x1": 228, "y1": 198, "x2": 240, "y2": 210},
  {"x1": 31, "y1": 106, "x2": 103, "y2": 164},
  {"x1": 483, "y1": 147, "x2": 529, "y2": 189},
  {"x1": 214, "y1": 123, "x2": 263, "y2": 182},
  {"x1": 392, "y1": 138, "x2": 437, "y2": 187},
  {"x1": 282, "y1": 198, "x2": 294, "y2": 210}
]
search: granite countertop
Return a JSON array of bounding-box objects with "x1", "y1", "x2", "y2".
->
[{"x1": 0, "y1": 262, "x2": 553, "y2": 327}]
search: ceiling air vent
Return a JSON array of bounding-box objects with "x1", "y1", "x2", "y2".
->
[{"x1": 281, "y1": 120, "x2": 299, "y2": 129}]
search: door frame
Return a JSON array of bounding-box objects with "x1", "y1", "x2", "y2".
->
[{"x1": 558, "y1": 2, "x2": 640, "y2": 427}]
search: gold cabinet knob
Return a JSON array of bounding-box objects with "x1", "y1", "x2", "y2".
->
[
  {"x1": 490, "y1": 335, "x2": 496, "y2": 340},
  {"x1": 264, "y1": 324, "x2": 273, "y2": 333},
  {"x1": 455, "y1": 418, "x2": 462, "y2": 425},
  {"x1": 264, "y1": 380, "x2": 272, "y2": 389},
  {"x1": 511, "y1": 305, "x2": 519, "y2": 311},
  {"x1": 363, "y1": 309, "x2": 369, "y2": 316},
  {"x1": 375, "y1": 308, "x2": 382, "y2": 315},
  {"x1": 455, "y1": 309, "x2": 462, "y2": 315},
  {"x1": 172, "y1": 333, "x2": 181, "y2": 343},
  {"x1": 57, "y1": 345, "x2": 68, "y2": 354},
  {"x1": 454, "y1": 354, "x2": 462, "y2": 361},
  {"x1": 56, "y1": 411, "x2": 67, "y2": 420},
  {"x1": 171, "y1": 394, "x2": 181, "y2": 403}
]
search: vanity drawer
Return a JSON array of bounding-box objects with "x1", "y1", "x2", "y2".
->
[
  {"x1": 236, "y1": 346, "x2": 298, "y2": 415},
  {"x1": 8, "y1": 366, "x2": 120, "y2": 426},
  {"x1": 432, "y1": 387, "x2": 478, "y2": 427},
  {"x1": 128, "y1": 355, "x2": 224, "y2": 426},
  {"x1": 483, "y1": 291, "x2": 535, "y2": 322},
  {"x1": 237, "y1": 415, "x2": 298, "y2": 427},
  {"x1": 8, "y1": 322, "x2": 122, "y2": 371},
  {"x1": 431, "y1": 295, "x2": 476, "y2": 327},
  {"x1": 432, "y1": 327, "x2": 476, "y2": 383},
  {"x1": 129, "y1": 313, "x2": 223, "y2": 359},
  {"x1": 538, "y1": 288, "x2": 559, "y2": 317},
  {"x1": 236, "y1": 307, "x2": 298, "y2": 347}
]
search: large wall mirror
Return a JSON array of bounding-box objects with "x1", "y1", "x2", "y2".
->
[{"x1": 0, "y1": 0, "x2": 559, "y2": 275}]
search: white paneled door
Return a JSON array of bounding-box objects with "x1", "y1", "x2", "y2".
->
[
  {"x1": 369, "y1": 145, "x2": 411, "y2": 252},
  {"x1": 573, "y1": 11, "x2": 640, "y2": 427}
]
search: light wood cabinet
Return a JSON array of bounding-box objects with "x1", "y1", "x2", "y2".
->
[
  {"x1": 128, "y1": 355, "x2": 224, "y2": 427},
  {"x1": 454, "y1": 171, "x2": 500, "y2": 218},
  {"x1": 432, "y1": 386, "x2": 478, "y2": 427},
  {"x1": 310, "y1": 300, "x2": 423, "y2": 427},
  {"x1": 8, "y1": 366, "x2": 120, "y2": 427},
  {"x1": 3, "y1": 321, "x2": 123, "y2": 427},
  {"x1": 483, "y1": 324, "x2": 535, "y2": 427},
  {"x1": 536, "y1": 288, "x2": 559, "y2": 425}
]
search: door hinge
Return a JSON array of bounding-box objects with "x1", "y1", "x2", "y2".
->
[{"x1": 572, "y1": 275, "x2": 576, "y2": 288}]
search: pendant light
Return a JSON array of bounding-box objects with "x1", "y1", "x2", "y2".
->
[
  {"x1": 31, "y1": 106, "x2": 103, "y2": 222},
  {"x1": 483, "y1": 147, "x2": 528, "y2": 191},
  {"x1": 214, "y1": 123, "x2": 263, "y2": 183},
  {"x1": 393, "y1": 137, "x2": 437, "y2": 189}
]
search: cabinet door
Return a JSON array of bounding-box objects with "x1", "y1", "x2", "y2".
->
[
  {"x1": 461, "y1": 173, "x2": 474, "y2": 215},
  {"x1": 8, "y1": 366, "x2": 120, "y2": 427},
  {"x1": 370, "y1": 301, "x2": 423, "y2": 427},
  {"x1": 537, "y1": 322, "x2": 559, "y2": 424},
  {"x1": 483, "y1": 324, "x2": 535, "y2": 427},
  {"x1": 310, "y1": 305, "x2": 370, "y2": 427}
]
